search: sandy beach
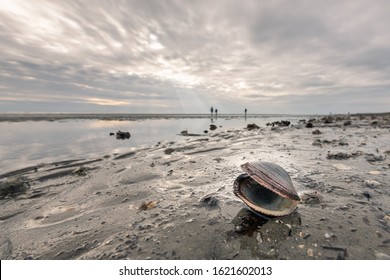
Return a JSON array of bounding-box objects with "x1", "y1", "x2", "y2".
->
[{"x1": 0, "y1": 113, "x2": 389, "y2": 260}]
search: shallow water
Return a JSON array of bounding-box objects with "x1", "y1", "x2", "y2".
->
[{"x1": 0, "y1": 115, "x2": 311, "y2": 174}]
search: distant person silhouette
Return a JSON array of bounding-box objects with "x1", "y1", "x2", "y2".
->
[
  {"x1": 210, "y1": 106, "x2": 214, "y2": 115},
  {"x1": 215, "y1": 109, "x2": 218, "y2": 118},
  {"x1": 245, "y1": 108, "x2": 247, "y2": 120}
]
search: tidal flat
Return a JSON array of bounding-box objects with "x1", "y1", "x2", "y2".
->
[{"x1": 0, "y1": 113, "x2": 389, "y2": 259}]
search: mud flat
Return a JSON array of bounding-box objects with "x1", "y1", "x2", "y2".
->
[{"x1": 1, "y1": 113, "x2": 389, "y2": 260}]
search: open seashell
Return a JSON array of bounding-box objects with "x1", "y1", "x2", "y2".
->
[{"x1": 234, "y1": 161, "x2": 300, "y2": 217}]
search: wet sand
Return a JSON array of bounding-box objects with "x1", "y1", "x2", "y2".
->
[{"x1": 1, "y1": 113, "x2": 389, "y2": 260}]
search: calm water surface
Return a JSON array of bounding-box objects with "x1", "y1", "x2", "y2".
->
[{"x1": 0, "y1": 115, "x2": 311, "y2": 174}]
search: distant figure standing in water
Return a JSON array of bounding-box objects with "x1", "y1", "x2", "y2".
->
[
  {"x1": 210, "y1": 106, "x2": 214, "y2": 116},
  {"x1": 245, "y1": 108, "x2": 247, "y2": 120},
  {"x1": 215, "y1": 109, "x2": 218, "y2": 118}
]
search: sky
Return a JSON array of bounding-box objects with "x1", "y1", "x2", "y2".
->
[{"x1": 0, "y1": 0, "x2": 389, "y2": 114}]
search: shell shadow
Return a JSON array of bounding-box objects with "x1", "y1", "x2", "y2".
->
[
  {"x1": 231, "y1": 208, "x2": 270, "y2": 236},
  {"x1": 228, "y1": 208, "x2": 303, "y2": 259}
]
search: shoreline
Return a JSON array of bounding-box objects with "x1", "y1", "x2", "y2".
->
[
  {"x1": 1, "y1": 113, "x2": 389, "y2": 260},
  {"x1": 1, "y1": 112, "x2": 388, "y2": 122},
  {"x1": 0, "y1": 113, "x2": 317, "y2": 122}
]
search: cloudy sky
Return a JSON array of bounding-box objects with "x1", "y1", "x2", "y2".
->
[{"x1": 0, "y1": 0, "x2": 389, "y2": 114}]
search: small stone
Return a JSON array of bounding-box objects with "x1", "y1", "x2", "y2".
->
[
  {"x1": 327, "y1": 152, "x2": 351, "y2": 160},
  {"x1": 164, "y1": 148, "x2": 175, "y2": 155},
  {"x1": 312, "y1": 129, "x2": 322, "y2": 135},
  {"x1": 368, "y1": 170, "x2": 382, "y2": 175},
  {"x1": 362, "y1": 191, "x2": 371, "y2": 200},
  {"x1": 256, "y1": 233, "x2": 263, "y2": 244},
  {"x1": 199, "y1": 194, "x2": 219, "y2": 208},
  {"x1": 375, "y1": 252, "x2": 390, "y2": 260},
  {"x1": 73, "y1": 167, "x2": 88, "y2": 176},
  {"x1": 343, "y1": 120, "x2": 352, "y2": 126},
  {"x1": 210, "y1": 124, "x2": 217, "y2": 130},
  {"x1": 365, "y1": 180, "x2": 381, "y2": 188},
  {"x1": 338, "y1": 140, "x2": 348, "y2": 146},
  {"x1": 300, "y1": 192, "x2": 323, "y2": 205},
  {"x1": 333, "y1": 163, "x2": 352, "y2": 170},
  {"x1": 324, "y1": 232, "x2": 336, "y2": 239},
  {"x1": 307, "y1": 248, "x2": 314, "y2": 257},
  {"x1": 312, "y1": 139, "x2": 322, "y2": 147},
  {"x1": 365, "y1": 154, "x2": 384, "y2": 162},
  {"x1": 339, "y1": 205, "x2": 349, "y2": 211},
  {"x1": 0, "y1": 177, "x2": 30, "y2": 197},
  {"x1": 247, "y1": 123, "x2": 260, "y2": 130},
  {"x1": 306, "y1": 123, "x2": 314, "y2": 128},
  {"x1": 138, "y1": 200, "x2": 157, "y2": 211}
]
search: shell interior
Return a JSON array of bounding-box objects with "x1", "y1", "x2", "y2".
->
[{"x1": 234, "y1": 174, "x2": 298, "y2": 217}]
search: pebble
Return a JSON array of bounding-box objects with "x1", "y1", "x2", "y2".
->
[
  {"x1": 375, "y1": 252, "x2": 390, "y2": 260},
  {"x1": 333, "y1": 163, "x2": 352, "y2": 170},
  {"x1": 324, "y1": 232, "x2": 336, "y2": 239},
  {"x1": 343, "y1": 120, "x2": 352, "y2": 126},
  {"x1": 312, "y1": 129, "x2": 322, "y2": 135},
  {"x1": 164, "y1": 148, "x2": 175, "y2": 155},
  {"x1": 375, "y1": 231, "x2": 383, "y2": 238},
  {"x1": 365, "y1": 154, "x2": 384, "y2": 162},
  {"x1": 198, "y1": 194, "x2": 219, "y2": 208},
  {"x1": 327, "y1": 152, "x2": 353, "y2": 160},
  {"x1": 307, "y1": 248, "x2": 314, "y2": 257},
  {"x1": 0, "y1": 177, "x2": 30, "y2": 197},
  {"x1": 256, "y1": 233, "x2": 263, "y2": 244},
  {"x1": 368, "y1": 170, "x2": 382, "y2": 175},
  {"x1": 364, "y1": 180, "x2": 381, "y2": 188},
  {"x1": 312, "y1": 139, "x2": 322, "y2": 147}
]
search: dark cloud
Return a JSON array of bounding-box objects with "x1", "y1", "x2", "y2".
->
[{"x1": 0, "y1": 0, "x2": 389, "y2": 113}]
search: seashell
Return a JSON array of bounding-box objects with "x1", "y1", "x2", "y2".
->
[{"x1": 234, "y1": 161, "x2": 300, "y2": 217}]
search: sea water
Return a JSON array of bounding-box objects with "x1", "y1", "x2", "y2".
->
[{"x1": 0, "y1": 114, "x2": 314, "y2": 175}]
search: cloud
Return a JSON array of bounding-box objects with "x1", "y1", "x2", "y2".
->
[{"x1": 0, "y1": 0, "x2": 389, "y2": 114}]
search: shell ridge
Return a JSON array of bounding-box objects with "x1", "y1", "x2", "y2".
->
[{"x1": 242, "y1": 162, "x2": 299, "y2": 201}]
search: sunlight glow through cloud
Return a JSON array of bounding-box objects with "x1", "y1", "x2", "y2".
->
[{"x1": 0, "y1": 0, "x2": 389, "y2": 113}]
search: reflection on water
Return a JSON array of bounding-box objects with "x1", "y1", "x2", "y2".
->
[{"x1": 0, "y1": 115, "x2": 308, "y2": 174}]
